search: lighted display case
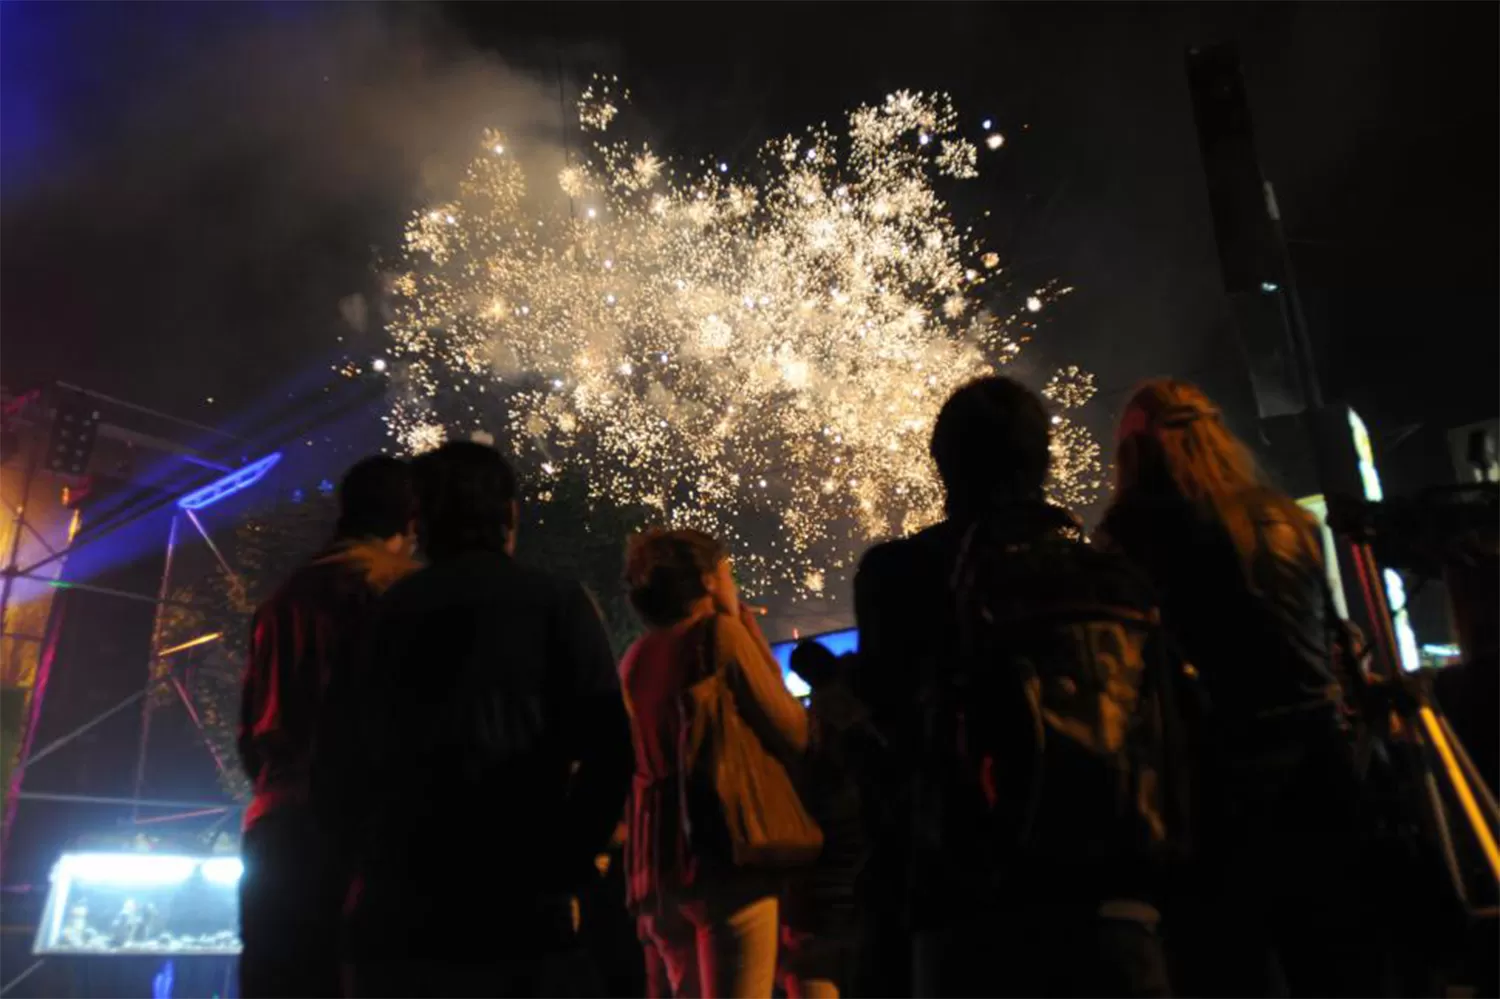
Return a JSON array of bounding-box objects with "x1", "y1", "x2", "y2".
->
[{"x1": 33, "y1": 852, "x2": 242, "y2": 956}]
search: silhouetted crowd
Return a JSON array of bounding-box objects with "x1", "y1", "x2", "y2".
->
[{"x1": 235, "y1": 375, "x2": 1451, "y2": 998}]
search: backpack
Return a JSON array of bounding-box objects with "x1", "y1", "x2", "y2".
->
[{"x1": 914, "y1": 512, "x2": 1189, "y2": 899}]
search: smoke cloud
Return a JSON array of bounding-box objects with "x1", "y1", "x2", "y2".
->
[{"x1": 1, "y1": 4, "x2": 568, "y2": 420}]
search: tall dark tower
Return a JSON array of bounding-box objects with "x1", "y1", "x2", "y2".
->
[
  {"x1": 1185, "y1": 43, "x2": 1321, "y2": 422},
  {"x1": 1185, "y1": 43, "x2": 1410, "y2": 674}
]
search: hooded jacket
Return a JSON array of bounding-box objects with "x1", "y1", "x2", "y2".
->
[{"x1": 238, "y1": 538, "x2": 417, "y2": 830}]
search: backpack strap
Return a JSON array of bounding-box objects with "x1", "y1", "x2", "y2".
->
[
  {"x1": 675, "y1": 614, "x2": 719, "y2": 863},
  {"x1": 696, "y1": 613, "x2": 719, "y2": 683},
  {"x1": 944, "y1": 519, "x2": 1048, "y2": 848}
]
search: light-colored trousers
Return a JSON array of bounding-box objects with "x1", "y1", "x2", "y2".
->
[{"x1": 639, "y1": 894, "x2": 780, "y2": 999}]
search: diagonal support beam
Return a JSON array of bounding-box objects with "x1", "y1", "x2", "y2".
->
[
  {"x1": 169, "y1": 674, "x2": 236, "y2": 788},
  {"x1": 18, "y1": 688, "x2": 150, "y2": 770},
  {"x1": 182, "y1": 508, "x2": 244, "y2": 595}
]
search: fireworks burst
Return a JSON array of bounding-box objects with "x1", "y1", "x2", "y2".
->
[{"x1": 384, "y1": 79, "x2": 1100, "y2": 596}]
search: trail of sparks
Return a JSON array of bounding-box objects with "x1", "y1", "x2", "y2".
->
[{"x1": 383, "y1": 79, "x2": 1101, "y2": 598}]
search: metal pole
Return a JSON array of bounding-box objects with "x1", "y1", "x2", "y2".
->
[
  {"x1": 201, "y1": 806, "x2": 239, "y2": 847},
  {"x1": 1418, "y1": 703, "x2": 1500, "y2": 884},
  {"x1": 17, "y1": 519, "x2": 58, "y2": 560},
  {"x1": 0, "y1": 428, "x2": 40, "y2": 688},
  {"x1": 131, "y1": 512, "x2": 178, "y2": 821},
  {"x1": 183, "y1": 508, "x2": 242, "y2": 593},
  {"x1": 53, "y1": 383, "x2": 241, "y2": 442},
  {"x1": 1439, "y1": 710, "x2": 1500, "y2": 820},
  {"x1": 0, "y1": 573, "x2": 66, "y2": 857},
  {"x1": 16, "y1": 791, "x2": 228, "y2": 810},
  {"x1": 0, "y1": 426, "x2": 44, "y2": 862},
  {"x1": 0, "y1": 958, "x2": 44, "y2": 996},
  {"x1": 169, "y1": 674, "x2": 234, "y2": 786},
  {"x1": 1350, "y1": 542, "x2": 1401, "y2": 678},
  {"x1": 16, "y1": 687, "x2": 149, "y2": 770},
  {"x1": 16, "y1": 575, "x2": 205, "y2": 612},
  {"x1": 131, "y1": 806, "x2": 231, "y2": 826}
]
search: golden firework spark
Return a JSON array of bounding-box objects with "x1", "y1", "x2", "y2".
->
[{"x1": 385, "y1": 81, "x2": 1099, "y2": 596}]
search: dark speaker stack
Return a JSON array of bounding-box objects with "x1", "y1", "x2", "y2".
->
[
  {"x1": 45, "y1": 393, "x2": 101, "y2": 478},
  {"x1": 1186, "y1": 42, "x2": 1317, "y2": 421}
]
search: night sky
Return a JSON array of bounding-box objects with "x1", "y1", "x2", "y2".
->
[{"x1": 3, "y1": 1, "x2": 1495, "y2": 502}]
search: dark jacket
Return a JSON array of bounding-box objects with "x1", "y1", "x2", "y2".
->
[
  {"x1": 238, "y1": 539, "x2": 417, "y2": 831},
  {"x1": 1098, "y1": 487, "x2": 1341, "y2": 730},
  {"x1": 348, "y1": 549, "x2": 632, "y2": 957},
  {"x1": 856, "y1": 519, "x2": 974, "y2": 759},
  {"x1": 1097, "y1": 486, "x2": 1362, "y2": 907},
  {"x1": 855, "y1": 502, "x2": 1179, "y2": 923},
  {"x1": 783, "y1": 672, "x2": 873, "y2": 935},
  {"x1": 1099, "y1": 490, "x2": 1374, "y2": 999}
]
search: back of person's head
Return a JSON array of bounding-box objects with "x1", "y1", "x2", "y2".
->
[
  {"x1": 790, "y1": 639, "x2": 839, "y2": 691},
  {"x1": 336, "y1": 455, "x2": 416, "y2": 541},
  {"x1": 624, "y1": 527, "x2": 726, "y2": 629},
  {"x1": 930, "y1": 376, "x2": 1051, "y2": 514},
  {"x1": 1110, "y1": 379, "x2": 1318, "y2": 566},
  {"x1": 411, "y1": 441, "x2": 518, "y2": 562},
  {"x1": 1113, "y1": 379, "x2": 1259, "y2": 505}
]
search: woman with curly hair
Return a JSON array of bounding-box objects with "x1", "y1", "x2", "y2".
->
[{"x1": 619, "y1": 528, "x2": 809, "y2": 998}]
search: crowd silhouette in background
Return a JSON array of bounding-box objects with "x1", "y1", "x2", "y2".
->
[{"x1": 235, "y1": 374, "x2": 1430, "y2": 998}]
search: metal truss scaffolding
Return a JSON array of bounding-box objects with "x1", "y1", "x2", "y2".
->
[{"x1": 1, "y1": 388, "x2": 279, "y2": 858}]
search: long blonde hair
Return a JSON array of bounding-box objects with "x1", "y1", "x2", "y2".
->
[{"x1": 1111, "y1": 379, "x2": 1306, "y2": 564}]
